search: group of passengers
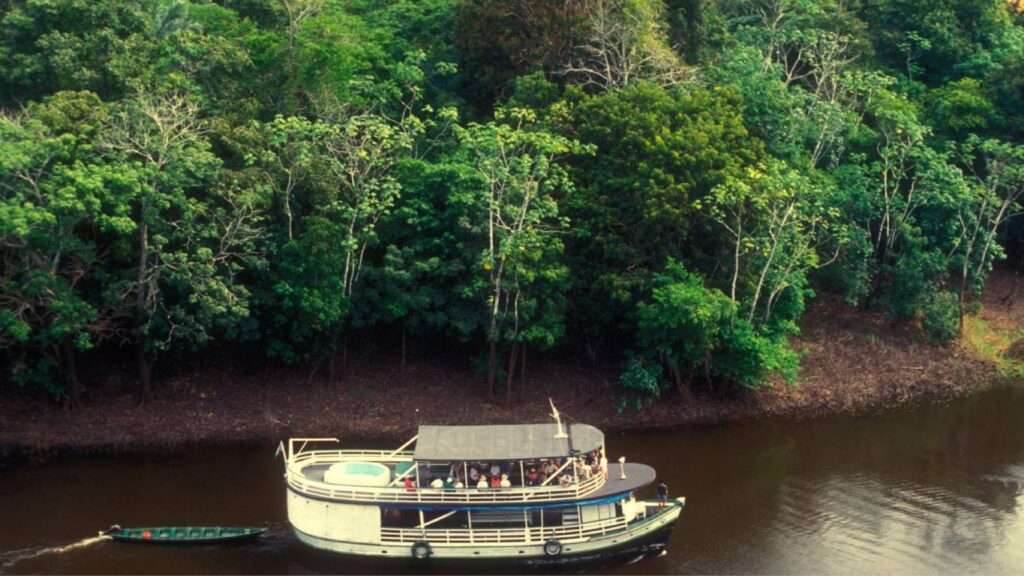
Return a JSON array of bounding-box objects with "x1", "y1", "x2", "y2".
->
[{"x1": 409, "y1": 450, "x2": 608, "y2": 491}]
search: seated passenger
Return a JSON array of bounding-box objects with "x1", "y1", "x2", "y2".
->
[
  {"x1": 443, "y1": 477, "x2": 454, "y2": 490},
  {"x1": 490, "y1": 474, "x2": 501, "y2": 488},
  {"x1": 499, "y1": 474, "x2": 511, "y2": 488},
  {"x1": 469, "y1": 466, "x2": 480, "y2": 483},
  {"x1": 453, "y1": 477, "x2": 464, "y2": 489},
  {"x1": 559, "y1": 474, "x2": 572, "y2": 487},
  {"x1": 430, "y1": 476, "x2": 444, "y2": 489},
  {"x1": 477, "y1": 475, "x2": 488, "y2": 489},
  {"x1": 403, "y1": 477, "x2": 415, "y2": 492},
  {"x1": 527, "y1": 468, "x2": 539, "y2": 486}
]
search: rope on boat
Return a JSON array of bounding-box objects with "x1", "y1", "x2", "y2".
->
[{"x1": 0, "y1": 534, "x2": 111, "y2": 572}]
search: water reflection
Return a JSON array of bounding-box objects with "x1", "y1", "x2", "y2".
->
[
  {"x1": 609, "y1": 384, "x2": 1024, "y2": 574},
  {"x1": 2, "y1": 384, "x2": 1024, "y2": 574}
]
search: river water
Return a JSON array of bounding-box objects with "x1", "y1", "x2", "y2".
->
[{"x1": 3, "y1": 382, "x2": 1024, "y2": 574}]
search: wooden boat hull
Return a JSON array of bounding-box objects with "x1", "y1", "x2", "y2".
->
[{"x1": 109, "y1": 526, "x2": 267, "y2": 545}]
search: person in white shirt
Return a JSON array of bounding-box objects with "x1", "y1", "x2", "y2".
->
[
  {"x1": 430, "y1": 476, "x2": 444, "y2": 489},
  {"x1": 499, "y1": 474, "x2": 511, "y2": 488},
  {"x1": 477, "y1": 475, "x2": 488, "y2": 489}
]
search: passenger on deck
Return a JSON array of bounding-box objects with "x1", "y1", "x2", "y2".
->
[
  {"x1": 543, "y1": 460, "x2": 556, "y2": 477},
  {"x1": 469, "y1": 466, "x2": 480, "y2": 483},
  {"x1": 477, "y1": 475, "x2": 488, "y2": 489},
  {"x1": 527, "y1": 468, "x2": 539, "y2": 486},
  {"x1": 580, "y1": 461, "x2": 593, "y2": 480},
  {"x1": 430, "y1": 476, "x2": 444, "y2": 489},
  {"x1": 453, "y1": 477, "x2": 464, "y2": 489},
  {"x1": 443, "y1": 477, "x2": 454, "y2": 490},
  {"x1": 499, "y1": 474, "x2": 511, "y2": 488},
  {"x1": 559, "y1": 474, "x2": 572, "y2": 487},
  {"x1": 403, "y1": 477, "x2": 415, "y2": 492},
  {"x1": 489, "y1": 463, "x2": 500, "y2": 478},
  {"x1": 599, "y1": 452, "x2": 609, "y2": 479},
  {"x1": 490, "y1": 474, "x2": 501, "y2": 488}
]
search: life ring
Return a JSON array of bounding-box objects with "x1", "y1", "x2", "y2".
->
[
  {"x1": 411, "y1": 540, "x2": 432, "y2": 560},
  {"x1": 543, "y1": 538, "x2": 563, "y2": 557}
]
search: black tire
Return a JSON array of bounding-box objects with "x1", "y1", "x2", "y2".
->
[
  {"x1": 411, "y1": 540, "x2": 432, "y2": 560},
  {"x1": 543, "y1": 538, "x2": 563, "y2": 557}
]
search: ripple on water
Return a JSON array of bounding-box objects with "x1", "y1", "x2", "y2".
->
[{"x1": 770, "y1": 469, "x2": 1024, "y2": 574}]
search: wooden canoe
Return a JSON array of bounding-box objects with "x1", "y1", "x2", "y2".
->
[{"x1": 107, "y1": 526, "x2": 267, "y2": 544}]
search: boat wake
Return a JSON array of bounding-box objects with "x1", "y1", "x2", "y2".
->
[{"x1": 0, "y1": 534, "x2": 111, "y2": 572}]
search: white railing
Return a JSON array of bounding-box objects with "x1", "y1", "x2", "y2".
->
[
  {"x1": 379, "y1": 516, "x2": 629, "y2": 546},
  {"x1": 286, "y1": 450, "x2": 606, "y2": 504}
]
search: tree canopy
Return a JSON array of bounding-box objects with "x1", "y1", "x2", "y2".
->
[{"x1": 2, "y1": 0, "x2": 1023, "y2": 408}]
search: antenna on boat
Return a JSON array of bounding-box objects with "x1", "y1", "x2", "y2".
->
[{"x1": 549, "y1": 398, "x2": 568, "y2": 438}]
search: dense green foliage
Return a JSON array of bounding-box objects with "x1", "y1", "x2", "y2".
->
[{"x1": 2, "y1": 0, "x2": 1023, "y2": 407}]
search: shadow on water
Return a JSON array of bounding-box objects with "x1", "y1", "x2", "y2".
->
[{"x1": 1, "y1": 381, "x2": 1024, "y2": 574}]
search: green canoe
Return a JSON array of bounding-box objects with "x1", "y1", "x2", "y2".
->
[{"x1": 107, "y1": 525, "x2": 267, "y2": 544}]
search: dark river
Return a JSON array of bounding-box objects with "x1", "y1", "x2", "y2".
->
[{"x1": 3, "y1": 382, "x2": 1024, "y2": 574}]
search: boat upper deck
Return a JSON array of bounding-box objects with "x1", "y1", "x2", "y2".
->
[
  {"x1": 283, "y1": 422, "x2": 647, "y2": 506},
  {"x1": 286, "y1": 449, "x2": 631, "y2": 505}
]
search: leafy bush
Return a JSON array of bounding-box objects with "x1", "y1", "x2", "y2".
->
[{"x1": 922, "y1": 291, "x2": 961, "y2": 343}]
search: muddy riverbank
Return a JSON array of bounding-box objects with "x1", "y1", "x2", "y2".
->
[{"x1": 3, "y1": 272, "x2": 1023, "y2": 462}]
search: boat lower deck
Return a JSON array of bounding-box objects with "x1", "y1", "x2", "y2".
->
[{"x1": 292, "y1": 499, "x2": 683, "y2": 563}]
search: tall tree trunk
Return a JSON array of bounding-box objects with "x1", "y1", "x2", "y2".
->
[
  {"x1": 519, "y1": 345, "x2": 526, "y2": 401},
  {"x1": 505, "y1": 342, "x2": 519, "y2": 405},
  {"x1": 400, "y1": 319, "x2": 407, "y2": 375},
  {"x1": 487, "y1": 341, "x2": 497, "y2": 397},
  {"x1": 328, "y1": 337, "x2": 338, "y2": 388},
  {"x1": 135, "y1": 216, "x2": 151, "y2": 406},
  {"x1": 341, "y1": 335, "x2": 349, "y2": 380},
  {"x1": 136, "y1": 340, "x2": 153, "y2": 406},
  {"x1": 306, "y1": 355, "x2": 323, "y2": 385},
  {"x1": 62, "y1": 340, "x2": 81, "y2": 409}
]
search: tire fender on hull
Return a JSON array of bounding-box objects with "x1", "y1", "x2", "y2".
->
[
  {"x1": 544, "y1": 539, "x2": 563, "y2": 557},
  {"x1": 412, "y1": 540, "x2": 432, "y2": 560}
]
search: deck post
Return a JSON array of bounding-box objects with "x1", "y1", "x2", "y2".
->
[{"x1": 386, "y1": 434, "x2": 418, "y2": 458}]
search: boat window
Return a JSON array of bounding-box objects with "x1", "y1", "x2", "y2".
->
[{"x1": 380, "y1": 510, "x2": 469, "y2": 529}]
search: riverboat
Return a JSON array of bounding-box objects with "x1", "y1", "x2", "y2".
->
[{"x1": 279, "y1": 406, "x2": 685, "y2": 565}]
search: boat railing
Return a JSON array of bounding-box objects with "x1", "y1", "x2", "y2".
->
[
  {"x1": 286, "y1": 450, "x2": 607, "y2": 504},
  {"x1": 289, "y1": 449, "x2": 414, "y2": 466},
  {"x1": 378, "y1": 516, "x2": 629, "y2": 546}
]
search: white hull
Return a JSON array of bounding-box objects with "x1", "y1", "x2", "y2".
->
[{"x1": 289, "y1": 497, "x2": 681, "y2": 561}]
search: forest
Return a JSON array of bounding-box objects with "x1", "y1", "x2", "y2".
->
[{"x1": 1, "y1": 0, "x2": 1023, "y2": 410}]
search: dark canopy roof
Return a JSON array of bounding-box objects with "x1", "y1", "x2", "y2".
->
[{"x1": 413, "y1": 423, "x2": 604, "y2": 461}]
